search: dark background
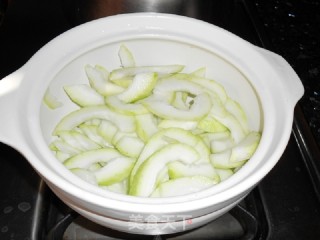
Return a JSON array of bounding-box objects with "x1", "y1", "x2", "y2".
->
[{"x1": 0, "y1": 1, "x2": 320, "y2": 239}]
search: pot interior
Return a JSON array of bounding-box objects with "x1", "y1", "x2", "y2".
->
[
  {"x1": 40, "y1": 38, "x2": 262, "y2": 143},
  {"x1": 39, "y1": 37, "x2": 263, "y2": 198}
]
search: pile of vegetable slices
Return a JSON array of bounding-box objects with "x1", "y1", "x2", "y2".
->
[{"x1": 46, "y1": 44, "x2": 261, "y2": 198}]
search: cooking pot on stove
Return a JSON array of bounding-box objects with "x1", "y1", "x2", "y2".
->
[{"x1": 0, "y1": 13, "x2": 303, "y2": 235}]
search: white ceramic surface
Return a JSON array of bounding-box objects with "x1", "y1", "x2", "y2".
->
[{"x1": 0, "y1": 13, "x2": 304, "y2": 234}]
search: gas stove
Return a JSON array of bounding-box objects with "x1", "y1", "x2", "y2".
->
[{"x1": 1, "y1": 0, "x2": 320, "y2": 239}]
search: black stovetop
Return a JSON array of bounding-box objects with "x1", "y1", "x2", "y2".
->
[
  {"x1": 1, "y1": 0, "x2": 320, "y2": 239},
  {"x1": 254, "y1": 0, "x2": 320, "y2": 147}
]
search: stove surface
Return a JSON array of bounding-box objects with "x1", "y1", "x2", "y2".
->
[{"x1": 1, "y1": 0, "x2": 320, "y2": 239}]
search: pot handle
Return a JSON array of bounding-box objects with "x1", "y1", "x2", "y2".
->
[
  {"x1": 0, "y1": 68, "x2": 25, "y2": 147},
  {"x1": 256, "y1": 47, "x2": 304, "y2": 106}
]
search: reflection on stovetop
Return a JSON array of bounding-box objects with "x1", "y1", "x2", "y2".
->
[
  {"x1": 1, "y1": 0, "x2": 320, "y2": 240},
  {"x1": 63, "y1": 213, "x2": 243, "y2": 240},
  {"x1": 45, "y1": 193, "x2": 258, "y2": 240}
]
